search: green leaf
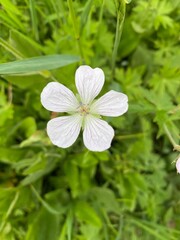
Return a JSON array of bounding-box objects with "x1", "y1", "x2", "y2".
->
[
  {"x1": 31, "y1": 185, "x2": 66, "y2": 215},
  {"x1": 19, "y1": 117, "x2": 37, "y2": 138},
  {"x1": 90, "y1": 187, "x2": 120, "y2": 213},
  {"x1": 118, "y1": 20, "x2": 140, "y2": 58},
  {"x1": 23, "y1": 154, "x2": 46, "y2": 175},
  {"x1": 80, "y1": 0, "x2": 93, "y2": 33},
  {"x1": 9, "y1": 29, "x2": 43, "y2": 57},
  {"x1": 0, "y1": 147, "x2": 26, "y2": 164},
  {"x1": 64, "y1": 161, "x2": 79, "y2": 198},
  {"x1": 75, "y1": 201, "x2": 102, "y2": 228},
  {"x1": 0, "y1": 54, "x2": 80, "y2": 75},
  {"x1": 0, "y1": 104, "x2": 13, "y2": 127},
  {"x1": 26, "y1": 207, "x2": 60, "y2": 240},
  {"x1": 4, "y1": 74, "x2": 49, "y2": 89},
  {"x1": 0, "y1": 0, "x2": 25, "y2": 31},
  {"x1": 21, "y1": 157, "x2": 57, "y2": 186},
  {"x1": 72, "y1": 151, "x2": 98, "y2": 168}
]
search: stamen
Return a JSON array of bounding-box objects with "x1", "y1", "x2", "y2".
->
[{"x1": 77, "y1": 103, "x2": 90, "y2": 116}]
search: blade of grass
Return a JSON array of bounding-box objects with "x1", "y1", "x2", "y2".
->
[
  {"x1": 67, "y1": 208, "x2": 73, "y2": 240},
  {"x1": 0, "y1": 54, "x2": 80, "y2": 75},
  {"x1": 80, "y1": 0, "x2": 93, "y2": 34},
  {"x1": 131, "y1": 218, "x2": 177, "y2": 240},
  {"x1": 29, "y1": 0, "x2": 39, "y2": 41},
  {"x1": 10, "y1": 29, "x2": 44, "y2": 54},
  {"x1": 0, "y1": 37, "x2": 24, "y2": 59},
  {"x1": 0, "y1": 191, "x2": 19, "y2": 233},
  {"x1": 67, "y1": 0, "x2": 85, "y2": 63},
  {"x1": 111, "y1": 0, "x2": 126, "y2": 79},
  {"x1": 0, "y1": 0, "x2": 25, "y2": 31}
]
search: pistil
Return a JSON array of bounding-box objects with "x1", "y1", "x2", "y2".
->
[{"x1": 77, "y1": 103, "x2": 90, "y2": 116}]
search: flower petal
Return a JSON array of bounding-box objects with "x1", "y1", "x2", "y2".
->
[
  {"x1": 47, "y1": 115, "x2": 82, "y2": 148},
  {"x1": 41, "y1": 82, "x2": 79, "y2": 112},
  {"x1": 90, "y1": 90, "x2": 128, "y2": 117},
  {"x1": 83, "y1": 115, "x2": 114, "y2": 152},
  {"x1": 176, "y1": 157, "x2": 180, "y2": 174},
  {"x1": 75, "y1": 65, "x2": 105, "y2": 104}
]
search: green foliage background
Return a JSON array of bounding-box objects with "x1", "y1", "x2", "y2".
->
[{"x1": 0, "y1": 0, "x2": 180, "y2": 239}]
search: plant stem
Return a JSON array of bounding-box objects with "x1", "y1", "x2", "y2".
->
[
  {"x1": 67, "y1": 0, "x2": 84, "y2": 63},
  {"x1": 163, "y1": 124, "x2": 180, "y2": 152},
  {"x1": 111, "y1": 0, "x2": 126, "y2": 79},
  {"x1": 116, "y1": 132, "x2": 146, "y2": 140},
  {"x1": 0, "y1": 191, "x2": 19, "y2": 233}
]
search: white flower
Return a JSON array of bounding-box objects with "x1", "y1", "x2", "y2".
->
[
  {"x1": 41, "y1": 65, "x2": 128, "y2": 152},
  {"x1": 176, "y1": 157, "x2": 180, "y2": 174}
]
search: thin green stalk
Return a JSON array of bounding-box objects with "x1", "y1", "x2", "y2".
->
[
  {"x1": 29, "y1": 0, "x2": 39, "y2": 41},
  {"x1": 31, "y1": 185, "x2": 65, "y2": 215},
  {"x1": 115, "y1": 214, "x2": 124, "y2": 240},
  {"x1": 0, "y1": 191, "x2": 19, "y2": 233},
  {"x1": 67, "y1": 0, "x2": 84, "y2": 63},
  {"x1": 116, "y1": 132, "x2": 146, "y2": 140},
  {"x1": 112, "y1": 0, "x2": 126, "y2": 79},
  {"x1": 96, "y1": 0, "x2": 105, "y2": 40},
  {"x1": 0, "y1": 37, "x2": 23, "y2": 59},
  {"x1": 130, "y1": 218, "x2": 172, "y2": 240},
  {"x1": 163, "y1": 124, "x2": 180, "y2": 151}
]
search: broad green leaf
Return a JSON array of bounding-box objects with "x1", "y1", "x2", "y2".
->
[
  {"x1": 0, "y1": 148, "x2": 26, "y2": 164},
  {"x1": 118, "y1": 20, "x2": 140, "y2": 58},
  {"x1": 19, "y1": 117, "x2": 37, "y2": 138},
  {"x1": 0, "y1": 104, "x2": 13, "y2": 127},
  {"x1": 0, "y1": 55, "x2": 80, "y2": 75},
  {"x1": 170, "y1": 54, "x2": 180, "y2": 67},
  {"x1": 90, "y1": 187, "x2": 120, "y2": 213},
  {"x1": 26, "y1": 207, "x2": 60, "y2": 240},
  {"x1": 80, "y1": 225, "x2": 100, "y2": 240},
  {"x1": 4, "y1": 74, "x2": 49, "y2": 89},
  {"x1": 72, "y1": 152, "x2": 98, "y2": 168},
  {"x1": 75, "y1": 201, "x2": 102, "y2": 228}
]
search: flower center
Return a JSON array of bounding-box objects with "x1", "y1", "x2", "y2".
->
[{"x1": 77, "y1": 103, "x2": 90, "y2": 116}]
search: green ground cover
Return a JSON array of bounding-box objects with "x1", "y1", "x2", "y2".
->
[{"x1": 0, "y1": 0, "x2": 180, "y2": 239}]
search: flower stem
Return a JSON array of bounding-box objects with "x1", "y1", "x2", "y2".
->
[
  {"x1": 67, "y1": 0, "x2": 84, "y2": 63},
  {"x1": 0, "y1": 191, "x2": 19, "y2": 232},
  {"x1": 111, "y1": 0, "x2": 126, "y2": 79},
  {"x1": 163, "y1": 124, "x2": 180, "y2": 152},
  {"x1": 116, "y1": 132, "x2": 146, "y2": 140}
]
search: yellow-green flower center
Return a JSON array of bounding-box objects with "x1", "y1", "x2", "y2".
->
[{"x1": 77, "y1": 103, "x2": 90, "y2": 116}]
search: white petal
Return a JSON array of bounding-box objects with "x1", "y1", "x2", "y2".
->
[
  {"x1": 47, "y1": 115, "x2": 82, "y2": 148},
  {"x1": 83, "y1": 115, "x2": 114, "y2": 152},
  {"x1": 41, "y1": 82, "x2": 79, "y2": 112},
  {"x1": 90, "y1": 90, "x2": 128, "y2": 117},
  {"x1": 75, "y1": 65, "x2": 105, "y2": 104},
  {"x1": 176, "y1": 157, "x2": 180, "y2": 174}
]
